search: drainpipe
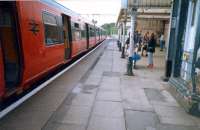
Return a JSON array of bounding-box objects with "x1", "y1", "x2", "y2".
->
[{"x1": 126, "y1": 8, "x2": 137, "y2": 76}]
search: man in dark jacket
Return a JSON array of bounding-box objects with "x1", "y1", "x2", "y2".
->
[{"x1": 147, "y1": 33, "x2": 156, "y2": 68}]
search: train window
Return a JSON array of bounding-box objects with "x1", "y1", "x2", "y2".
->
[
  {"x1": 0, "y1": 11, "x2": 12, "y2": 27},
  {"x1": 81, "y1": 24, "x2": 86, "y2": 38},
  {"x1": 71, "y1": 22, "x2": 81, "y2": 41},
  {"x1": 89, "y1": 27, "x2": 95, "y2": 37},
  {"x1": 81, "y1": 30, "x2": 86, "y2": 38},
  {"x1": 75, "y1": 23, "x2": 79, "y2": 28},
  {"x1": 43, "y1": 12, "x2": 61, "y2": 45}
]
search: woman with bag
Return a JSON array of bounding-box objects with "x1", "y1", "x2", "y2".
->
[
  {"x1": 141, "y1": 32, "x2": 149, "y2": 57},
  {"x1": 147, "y1": 33, "x2": 156, "y2": 68}
]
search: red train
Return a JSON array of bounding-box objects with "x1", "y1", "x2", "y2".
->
[{"x1": 0, "y1": 1, "x2": 106, "y2": 106}]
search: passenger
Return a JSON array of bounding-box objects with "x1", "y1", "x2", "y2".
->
[
  {"x1": 147, "y1": 33, "x2": 156, "y2": 68},
  {"x1": 159, "y1": 33, "x2": 165, "y2": 51},
  {"x1": 134, "y1": 30, "x2": 140, "y2": 52},
  {"x1": 141, "y1": 32, "x2": 149, "y2": 57},
  {"x1": 125, "y1": 33, "x2": 130, "y2": 55},
  {"x1": 137, "y1": 31, "x2": 142, "y2": 52},
  {"x1": 134, "y1": 30, "x2": 138, "y2": 45}
]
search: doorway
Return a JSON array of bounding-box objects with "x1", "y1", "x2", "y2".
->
[
  {"x1": 86, "y1": 24, "x2": 89, "y2": 49},
  {"x1": 62, "y1": 14, "x2": 71, "y2": 60},
  {"x1": 0, "y1": 2, "x2": 21, "y2": 91}
]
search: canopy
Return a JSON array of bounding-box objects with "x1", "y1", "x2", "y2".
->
[{"x1": 117, "y1": 0, "x2": 172, "y2": 25}]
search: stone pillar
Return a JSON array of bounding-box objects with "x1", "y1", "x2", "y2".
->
[
  {"x1": 162, "y1": 0, "x2": 179, "y2": 81},
  {"x1": 121, "y1": 21, "x2": 126, "y2": 58},
  {"x1": 126, "y1": 8, "x2": 137, "y2": 76}
]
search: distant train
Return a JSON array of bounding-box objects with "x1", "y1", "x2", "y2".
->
[{"x1": 0, "y1": 1, "x2": 106, "y2": 106}]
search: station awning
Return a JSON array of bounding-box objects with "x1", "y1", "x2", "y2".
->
[
  {"x1": 127, "y1": 0, "x2": 171, "y2": 8},
  {"x1": 117, "y1": 0, "x2": 172, "y2": 25}
]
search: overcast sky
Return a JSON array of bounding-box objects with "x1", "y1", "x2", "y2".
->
[{"x1": 56, "y1": 0, "x2": 121, "y2": 26}]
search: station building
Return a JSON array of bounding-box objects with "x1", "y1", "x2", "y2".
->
[
  {"x1": 117, "y1": 0, "x2": 200, "y2": 115},
  {"x1": 168, "y1": 0, "x2": 200, "y2": 115}
]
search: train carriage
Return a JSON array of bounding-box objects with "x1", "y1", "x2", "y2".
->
[{"x1": 0, "y1": 0, "x2": 106, "y2": 106}]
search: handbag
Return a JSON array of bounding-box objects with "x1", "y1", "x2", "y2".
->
[{"x1": 148, "y1": 47, "x2": 155, "y2": 53}]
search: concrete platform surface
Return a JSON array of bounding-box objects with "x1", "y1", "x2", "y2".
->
[{"x1": 43, "y1": 39, "x2": 200, "y2": 130}]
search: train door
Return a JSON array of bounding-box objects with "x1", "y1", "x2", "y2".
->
[
  {"x1": 86, "y1": 24, "x2": 89, "y2": 49},
  {"x1": 62, "y1": 14, "x2": 71, "y2": 60},
  {"x1": 0, "y1": 41, "x2": 5, "y2": 97},
  {"x1": 0, "y1": 2, "x2": 21, "y2": 92}
]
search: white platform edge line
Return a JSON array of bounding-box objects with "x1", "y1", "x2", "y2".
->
[{"x1": 0, "y1": 40, "x2": 106, "y2": 119}]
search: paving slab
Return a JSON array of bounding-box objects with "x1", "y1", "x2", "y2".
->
[
  {"x1": 96, "y1": 90, "x2": 122, "y2": 102},
  {"x1": 87, "y1": 116, "x2": 126, "y2": 130},
  {"x1": 84, "y1": 75, "x2": 102, "y2": 86},
  {"x1": 69, "y1": 93, "x2": 96, "y2": 107},
  {"x1": 54, "y1": 105, "x2": 91, "y2": 126},
  {"x1": 153, "y1": 105, "x2": 197, "y2": 126},
  {"x1": 125, "y1": 110, "x2": 159, "y2": 130},
  {"x1": 144, "y1": 88, "x2": 166, "y2": 102},
  {"x1": 99, "y1": 82, "x2": 120, "y2": 91},
  {"x1": 92, "y1": 101, "x2": 123, "y2": 118},
  {"x1": 121, "y1": 87, "x2": 154, "y2": 112},
  {"x1": 82, "y1": 84, "x2": 99, "y2": 93},
  {"x1": 43, "y1": 122, "x2": 85, "y2": 130},
  {"x1": 156, "y1": 124, "x2": 200, "y2": 130},
  {"x1": 101, "y1": 76, "x2": 120, "y2": 85},
  {"x1": 102, "y1": 71, "x2": 121, "y2": 77}
]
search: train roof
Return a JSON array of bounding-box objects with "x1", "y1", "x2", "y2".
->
[{"x1": 40, "y1": 0, "x2": 95, "y2": 26}]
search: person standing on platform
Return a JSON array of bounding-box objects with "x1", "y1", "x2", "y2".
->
[
  {"x1": 159, "y1": 33, "x2": 165, "y2": 51},
  {"x1": 141, "y1": 32, "x2": 149, "y2": 56},
  {"x1": 137, "y1": 31, "x2": 142, "y2": 53},
  {"x1": 147, "y1": 33, "x2": 156, "y2": 68}
]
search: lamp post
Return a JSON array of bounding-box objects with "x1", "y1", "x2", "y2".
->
[
  {"x1": 121, "y1": 21, "x2": 126, "y2": 58},
  {"x1": 92, "y1": 19, "x2": 97, "y2": 41},
  {"x1": 127, "y1": 8, "x2": 137, "y2": 76}
]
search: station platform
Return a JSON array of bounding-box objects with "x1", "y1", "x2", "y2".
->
[
  {"x1": 1, "y1": 39, "x2": 200, "y2": 130},
  {"x1": 42, "y1": 39, "x2": 200, "y2": 130}
]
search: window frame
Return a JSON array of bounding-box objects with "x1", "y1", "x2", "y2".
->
[
  {"x1": 42, "y1": 11, "x2": 63, "y2": 46},
  {"x1": 71, "y1": 22, "x2": 82, "y2": 41},
  {"x1": 81, "y1": 24, "x2": 86, "y2": 39}
]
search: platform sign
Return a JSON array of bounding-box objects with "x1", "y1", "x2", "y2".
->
[
  {"x1": 121, "y1": 0, "x2": 128, "y2": 9},
  {"x1": 182, "y1": 52, "x2": 190, "y2": 61}
]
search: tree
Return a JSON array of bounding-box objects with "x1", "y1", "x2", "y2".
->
[{"x1": 101, "y1": 23, "x2": 117, "y2": 36}]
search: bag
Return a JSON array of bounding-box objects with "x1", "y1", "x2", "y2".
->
[
  {"x1": 143, "y1": 45, "x2": 147, "y2": 50},
  {"x1": 148, "y1": 47, "x2": 155, "y2": 53},
  {"x1": 138, "y1": 45, "x2": 141, "y2": 52}
]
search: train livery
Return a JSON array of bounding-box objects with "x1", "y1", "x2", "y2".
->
[{"x1": 0, "y1": 1, "x2": 106, "y2": 106}]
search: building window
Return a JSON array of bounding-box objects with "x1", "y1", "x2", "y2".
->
[
  {"x1": 43, "y1": 12, "x2": 61, "y2": 45},
  {"x1": 191, "y1": 0, "x2": 197, "y2": 26}
]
